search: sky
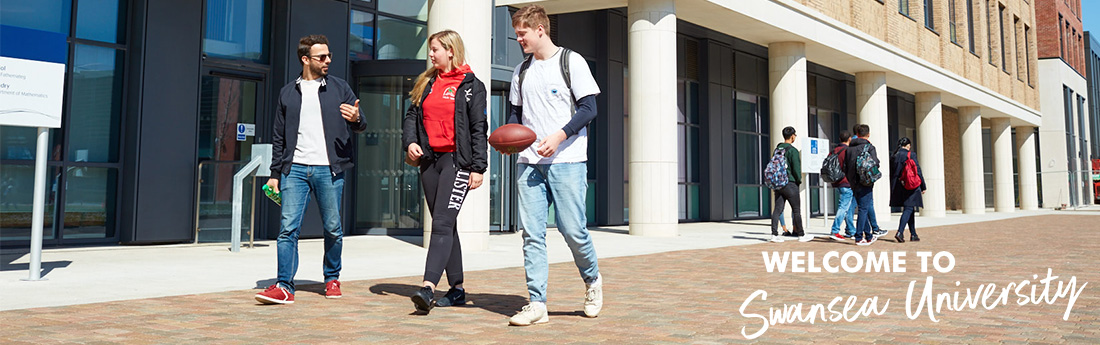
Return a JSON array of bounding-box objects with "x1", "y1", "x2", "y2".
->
[{"x1": 1084, "y1": 0, "x2": 1100, "y2": 36}]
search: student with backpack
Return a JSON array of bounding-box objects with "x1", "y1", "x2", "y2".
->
[
  {"x1": 765, "y1": 127, "x2": 813, "y2": 243},
  {"x1": 889, "y1": 137, "x2": 926, "y2": 243},
  {"x1": 505, "y1": 4, "x2": 603, "y2": 326},
  {"x1": 822, "y1": 131, "x2": 855, "y2": 241},
  {"x1": 843, "y1": 124, "x2": 882, "y2": 246}
]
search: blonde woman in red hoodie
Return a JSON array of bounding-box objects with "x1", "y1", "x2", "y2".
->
[{"x1": 401, "y1": 30, "x2": 488, "y2": 314}]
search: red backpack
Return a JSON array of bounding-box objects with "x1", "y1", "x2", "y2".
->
[{"x1": 902, "y1": 152, "x2": 922, "y2": 190}]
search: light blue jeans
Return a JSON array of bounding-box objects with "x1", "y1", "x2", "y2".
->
[
  {"x1": 517, "y1": 162, "x2": 600, "y2": 303},
  {"x1": 277, "y1": 164, "x2": 344, "y2": 294},
  {"x1": 831, "y1": 187, "x2": 855, "y2": 236}
]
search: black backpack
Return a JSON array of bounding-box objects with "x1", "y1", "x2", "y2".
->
[
  {"x1": 517, "y1": 47, "x2": 576, "y2": 114},
  {"x1": 820, "y1": 145, "x2": 845, "y2": 183}
]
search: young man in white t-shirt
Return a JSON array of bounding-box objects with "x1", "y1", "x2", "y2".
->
[{"x1": 505, "y1": 4, "x2": 603, "y2": 326}]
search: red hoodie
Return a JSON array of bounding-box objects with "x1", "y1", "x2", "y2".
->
[{"x1": 421, "y1": 64, "x2": 472, "y2": 152}]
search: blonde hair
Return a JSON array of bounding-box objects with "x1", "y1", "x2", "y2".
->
[
  {"x1": 511, "y1": 4, "x2": 550, "y2": 35},
  {"x1": 410, "y1": 30, "x2": 467, "y2": 106}
]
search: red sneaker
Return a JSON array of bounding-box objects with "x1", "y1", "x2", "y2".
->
[
  {"x1": 255, "y1": 284, "x2": 294, "y2": 304},
  {"x1": 326, "y1": 280, "x2": 342, "y2": 299},
  {"x1": 830, "y1": 233, "x2": 848, "y2": 241}
]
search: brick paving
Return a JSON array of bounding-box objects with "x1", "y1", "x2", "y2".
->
[{"x1": 1, "y1": 215, "x2": 1099, "y2": 344}]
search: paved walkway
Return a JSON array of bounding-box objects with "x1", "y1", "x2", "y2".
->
[{"x1": 2, "y1": 211, "x2": 1099, "y2": 343}]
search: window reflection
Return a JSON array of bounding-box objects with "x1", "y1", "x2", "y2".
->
[
  {"x1": 376, "y1": 16, "x2": 427, "y2": 60},
  {"x1": 350, "y1": 10, "x2": 376, "y2": 61},
  {"x1": 204, "y1": 0, "x2": 269, "y2": 63},
  {"x1": 68, "y1": 45, "x2": 124, "y2": 163}
]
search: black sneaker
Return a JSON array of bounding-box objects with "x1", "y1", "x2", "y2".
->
[
  {"x1": 910, "y1": 233, "x2": 920, "y2": 242},
  {"x1": 894, "y1": 231, "x2": 905, "y2": 243},
  {"x1": 782, "y1": 231, "x2": 796, "y2": 237},
  {"x1": 411, "y1": 286, "x2": 435, "y2": 313},
  {"x1": 435, "y1": 287, "x2": 467, "y2": 307}
]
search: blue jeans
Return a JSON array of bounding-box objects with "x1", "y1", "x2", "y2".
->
[
  {"x1": 831, "y1": 187, "x2": 855, "y2": 236},
  {"x1": 853, "y1": 188, "x2": 876, "y2": 241},
  {"x1": 517, "y1": 163, "x2": 600, "y2": 303},
  {"x1": 277, "y1": 164, "x2": 345, "y2": 294},
  {"x1": 897, "y1": 206, "x2": 917, "y2": 235}
]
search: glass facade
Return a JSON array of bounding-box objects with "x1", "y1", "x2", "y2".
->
[
  {"x1": 350, "y1": 1, "x2": 428, "y2": 61},
  {"x1": 203, "y1": 0, "x2": 269, "y2": 63},
  {"x1": 1, "y1": 0, "x2": 127, "y2": 245}
]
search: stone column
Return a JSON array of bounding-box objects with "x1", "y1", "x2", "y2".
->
[
  {"x1": 425, "y1": 0, "x2": 492, "y2": 249},
  {"x1": 1016, "y1": 126, "x2": 1040, "y2": 210},
  {"x1": 855, "y1": 72, "x2": 891, "y2": 223},
  {"x1": 991, "y1": 118, "x2": 1015, "y2": 212},
  {"x1": 958, "y1": 107, "x2": 986, "y2": 214},
  {"x1": 915, "y1": 92, "x2": 946, "y2": 217},
  {"x1": 627, "y1": 0, "x2": 678, "y2": 236},
  {"x1": 768, "y1": 42, "x2": 808, "y2": 228}
]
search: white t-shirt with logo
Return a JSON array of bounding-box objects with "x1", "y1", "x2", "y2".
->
[
  {"x1": 509, "y1": 49, "x2": 600, "y2": 164},
  {"x1": 293, "y1": 79, "x2": 330, "y2": 165}
]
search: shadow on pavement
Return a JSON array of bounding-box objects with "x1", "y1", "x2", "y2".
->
[
  {"x1": 1, "y1": 247, "x2": 72, "y2": 277},
  {"x1": 369, "y1": 283, "x2": 529, "y2": 317}
]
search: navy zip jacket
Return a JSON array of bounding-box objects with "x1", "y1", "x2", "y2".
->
[{"x1": 271, "y1": 75, "x2": 367, "y2": 176}]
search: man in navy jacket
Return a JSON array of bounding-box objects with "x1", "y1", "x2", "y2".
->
[{"x1": 255, "y1": 34, "x2": 366, "y2": 305}]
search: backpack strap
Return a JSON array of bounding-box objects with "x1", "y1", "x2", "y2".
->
[
  {"x1": 517, "y1": 47, "x2": 577, "y2": 115},
  {"x1": 516, "y1": 54, "x2": 534, "y2": 105}
]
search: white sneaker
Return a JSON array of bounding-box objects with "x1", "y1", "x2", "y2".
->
[
  {"x1": 798, "y1": 234, "x2": 814, "y2": 242},
  {"x1": 856, "y1": 239, "x2": 870, "y2": 246},
  {"x1": 584, "y1": 274, "x2": 603, "y2": 317},
  {"x1": 769, "y1": 235, "x2": 785, "y2": 243},
  {"x1": 509, "y1": 302, "x2": 549, "y2": 326}
]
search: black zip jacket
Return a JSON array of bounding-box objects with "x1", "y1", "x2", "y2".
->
[
  {"x1": 401, "y1": 73, "x2": 488, "y2": 174},
  {"x1": 271, "y1": 75, "x2": 367, "y2": 176}
]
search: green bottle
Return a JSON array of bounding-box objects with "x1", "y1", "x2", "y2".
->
[{"x1": 262, "y1": 184, "x2": 282, "y2": 206}]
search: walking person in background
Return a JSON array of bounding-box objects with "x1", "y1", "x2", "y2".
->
[
  {"x1": 829, "y1": 131, "x2": 856, "y2": 241},
  {"x1": 889, "y1": 137, "x2": 926, "y2": 243},
  {"x1": 767, "y1": 126, "x2": 813, "y2": 243},
  {"x1": 402, "y1": 30, "x2": 488, "y2": 313},
  {"x1": 844, "y1": 124, "x2": 882, "y2": 246},
  {"x1": 255, "y1": 34, "x2": 366, "y2": 304}
]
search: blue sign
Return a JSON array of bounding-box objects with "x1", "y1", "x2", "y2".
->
[
  {"x1": 237, "y1": 124, "x2": 247, "y2": 141},
  {"x1": 810, "y1": 140, "x2": 818, "y2": 154}
]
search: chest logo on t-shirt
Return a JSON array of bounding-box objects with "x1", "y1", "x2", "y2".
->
[{"x1": 442, "y1": 86, "x2": 457, "y2": 100}]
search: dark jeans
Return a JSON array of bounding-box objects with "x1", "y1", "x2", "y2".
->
[
  {"x1": 897, "y1": 206, "x2": 917, "y2": 235},
  {"x1": 853, "y1": 187, "x2": 875, "y2": 241},
  {"x1": 771, "y1": 183, "x2": 803, "y2": 236},
  {"x1": 420, "y1": 152, "x2": 470, "y2": 287}
]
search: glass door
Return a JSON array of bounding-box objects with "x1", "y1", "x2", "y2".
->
[
  {"x1": 195, "y1": 72, "x2": 263, "y2": 243},
  {"x1": 355, "y1": 76, "x2": 422, "y2": 232}
]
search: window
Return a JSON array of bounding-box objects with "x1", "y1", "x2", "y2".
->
[
  {"x1": 350, "y1": 0, "x2": 428, "y2": 61},
  {"x1": 1015, "y1": 16, "x2": 1023, "y2": 81},
  {"x1": 925, "y1": 0, "x2": 935, "y2": 30},
  {"x1": 950, "y1": 0, "x2": 958, "y2": 43},
  {"x1": 1059, "y1": 16, "x2": 1065, "y2": 58},
  {"x1": 900, "y1": 0, "x2": 910, "y2": 17},
  {"x1": 0, "y1": 0, "x2": 128, "y2": 244},
  {"x1": 677, "y1": 80, "x2": 701, "y2": 221},
  {"x1": 967, "y1": 0, "x2": 976, "y2": 52},
  {"x1": 350, "y1": 10, "x2": 375, "y2": 61},
  {"x1": 987, "y1": 0, "x2": 995, "y2": 65},
  {"x1": 203, "y1": 0, "x2": 269, "y2": 64},
  {"x1": 999, "y1": 4, "x2": 1006, "y2": 72},
  {"x1": 1025, "y1": 25, "x2": 1032, "y2": 85}
]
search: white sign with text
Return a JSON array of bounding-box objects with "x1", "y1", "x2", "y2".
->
[{"x1": 0, "y1": 56, "x2": 65, "y2": 128}]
